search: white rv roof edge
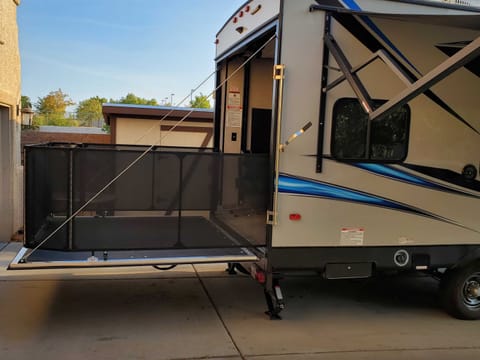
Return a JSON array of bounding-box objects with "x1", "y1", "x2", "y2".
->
[{"x1": 313, "y1": 0, "x2": 480, "y2": 13}]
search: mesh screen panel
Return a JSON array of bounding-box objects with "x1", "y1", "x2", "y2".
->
[
  {"x1": 25, "y1": 147, "x2": 70, "y2": 249},
  {"x1": 25, "y1": 144, "x2": 269, "y2": 251}
]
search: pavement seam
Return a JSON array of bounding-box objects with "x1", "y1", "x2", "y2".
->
[
  {"x1": 193, "y1": 264, "x2": 246, "y2": 360},
  {"x1": 245, "y1": 346, "x2": 480, "y2": 358}
]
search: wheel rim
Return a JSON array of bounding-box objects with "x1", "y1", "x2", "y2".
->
[{"x1": 462, "y1": 272, "x2": 480, "y2": 309}]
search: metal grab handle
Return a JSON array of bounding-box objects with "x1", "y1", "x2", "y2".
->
[{"x1": 279, "y1": 121, "x2": 312, "y2": 152}]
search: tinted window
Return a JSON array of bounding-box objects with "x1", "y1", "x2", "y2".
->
[{"x1": 332, "y1": 98, "x2": 409, "y2": 161}]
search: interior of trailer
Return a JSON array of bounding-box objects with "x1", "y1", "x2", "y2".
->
[{"x1": 216, "y1": 31, "x2": 276, "y2": 155}]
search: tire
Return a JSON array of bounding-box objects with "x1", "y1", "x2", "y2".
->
[{"x1": 440, "y1": 261, "x2": 480, "y2": 320}]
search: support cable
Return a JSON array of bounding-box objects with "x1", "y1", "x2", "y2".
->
[
  {"x1": 133, "y1": 71, "x2": 216, "y2": 144},
  {"x1": 23, "y1": 34, "x2": 277, "y2": 261}
]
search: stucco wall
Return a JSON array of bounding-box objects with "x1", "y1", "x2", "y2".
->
[
  {"x1": 0, "y1": 0, "x2": 22, "y2": 240},
  {"x1": 0, "y1": 0, "x2": 21, "y2": 106}
]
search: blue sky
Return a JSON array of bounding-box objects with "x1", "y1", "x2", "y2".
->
[{"x1": 18, "y1": 0, "x2": 245, "y2": 108}]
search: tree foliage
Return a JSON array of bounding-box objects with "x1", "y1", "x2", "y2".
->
[
  {"x1": 76, "y1": 96, "x2": 107, "y2": 126},
  {"x1": 21, "y1": 95, "x2": 32, "y2": 109},
  {"x1": 34, "y1": 89, "x2": 76, "y2": 126},
  {"x1": 189, "y1": 94, "x2": 211, "y2": 109},
  {"x1": 35, "y1": 89, "x2": 75, "y2": 115},
  {"x1": 110, "y1": 93, "x2": 158, "y2": 106}
]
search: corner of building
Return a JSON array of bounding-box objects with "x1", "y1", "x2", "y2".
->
[{"x1": 0, "y1": 0, "x2": 23, "y2": 241}]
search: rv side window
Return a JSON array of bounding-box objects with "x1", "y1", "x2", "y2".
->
[{"x1": 331, "y1": 98, "x2": 410, "y2": 162}]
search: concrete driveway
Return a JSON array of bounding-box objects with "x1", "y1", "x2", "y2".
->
[{"x1": 0, "y1": 243, "x2": 479, "y2": 360}]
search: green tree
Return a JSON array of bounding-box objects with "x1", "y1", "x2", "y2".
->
[
  {"x1": 34, "y1": 89, "x2": 75, "y2": 126},
  {"x1": 76, "y1": 96, "x2": 107, "y2": 126},
  {"x1": 110, "y1": 93, "x2": 158, "y2": 106},
  {"x1": 189, "y1": 94, "x2": 211, "y2": 108},
  {"x1": 21, "y1": 95, "x2": 32, "y2": 109},
  {"x1": 35, "y1": 89, "x2": 75, "y2": 115}
]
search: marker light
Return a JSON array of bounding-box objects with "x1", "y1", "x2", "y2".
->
[{"x1": 289, "y1": 213, "x2": 301, "y2": 221}]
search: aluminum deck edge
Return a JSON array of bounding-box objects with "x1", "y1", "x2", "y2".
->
[{"x1": 8, "y1": 247, "x2": 259, "y2": 270}]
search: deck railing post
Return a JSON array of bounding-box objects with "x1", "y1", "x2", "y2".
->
[
  {"x1": 210, "y1": 153, "x2": 220, "y2": 214},
  {"x1": 67, "y1": 147, "x2": 74, "y2": 250},
  {"x1": 177, "y1": 154, "x2": 183, "y2": 247}
]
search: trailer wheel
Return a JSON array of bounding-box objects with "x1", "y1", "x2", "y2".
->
[{"x1": 440, "y1": 261, "x2": 480, "y2": 320}]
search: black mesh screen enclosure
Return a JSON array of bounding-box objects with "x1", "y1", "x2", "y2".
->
[{"x1": 24, "y1": 144, "x2": 270, "y2": 251}]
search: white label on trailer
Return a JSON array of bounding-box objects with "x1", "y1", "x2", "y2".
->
[
  {"x1": 227, "y1": 91, "x2": 242, "y2": 127},
  {"x1": 227, "y1": 110, "x2": 242, "y2": 127},
  {"x1": 340, "y1": 227, "x2": 364, "y2": 246},
  {"x1": 228, "y1": 90, "x2": 241, "y2": 107}
]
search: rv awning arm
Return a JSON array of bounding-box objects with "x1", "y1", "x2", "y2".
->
[
  {"x1": 324, "y1": 34, "x2": 374, "y2": 114},
  {"x1": 324, "y1": 48, "x2": 414, "y2": 93},
  {"x1": 369, "y1": 36, "x2": 480, "y2": 122}
]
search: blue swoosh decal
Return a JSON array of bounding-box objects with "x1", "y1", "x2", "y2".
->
[
  {"x1": 342, "y1": 0, "x2": 361, "y2": 10},
  {"x1": 278, "y1": 173, "x2": 478, "y2": 233},
  {"x1": 354, "y1": 163, "x2": 433, "y2": 186},
  {"x1": 279, "y1": 174, "x2": 421, "y2": 213}
]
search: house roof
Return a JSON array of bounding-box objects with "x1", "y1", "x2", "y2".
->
[
  {"x1": 38, "y1": 126, "x2": 106, "y2": 134},
  {"x1": 102, "y1": 103, "x2": 214, "y2": 125}
]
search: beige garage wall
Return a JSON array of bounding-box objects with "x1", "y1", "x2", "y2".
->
[{"x1": 115, "y1": 118, "x2": 213, "y2": 147}]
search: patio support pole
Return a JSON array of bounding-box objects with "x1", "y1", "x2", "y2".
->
[{"x1": 67, "y1": 147, "x2": 74, "y2": 250}]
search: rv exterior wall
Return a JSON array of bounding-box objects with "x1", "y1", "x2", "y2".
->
[
  {"x1": 321, "y1": 19, "x2": 480, "y2": 246},
  {"x1": 272, "y1": 0, "x2": 326, "y2": 246},
  {"x1": 0, "y1": 0, "x2": 22, "y2": 240},
  {"x1": 272, "y1": 2, "x2": 480, "y2": 247}
]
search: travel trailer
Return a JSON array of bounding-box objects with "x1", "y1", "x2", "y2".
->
[{"x1": 12, "y1": 0, "x2": 480, "y2": 320}]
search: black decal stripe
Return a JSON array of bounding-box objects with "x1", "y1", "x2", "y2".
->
[
  {"x1": 423, "y1": 89, "x2": 479, "y2": 135},
  {"x1": 402, "y1": 163, "x2": 480, "y2": 193},
  {"x1": 316, "y1": 155, "x2": 480, "y2": 198},
  {"x1": 331, "y1": 13, "x2": 383, "y2": 54},
  {"x1": 437, "y1": 42, "x2": 480, "y2": 78},
  {"x1": 317, "y1": 0, "x2": 345, "y2": 8}
]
